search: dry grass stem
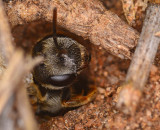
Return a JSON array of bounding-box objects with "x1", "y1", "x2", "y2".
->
[
  {"x1": 0, "y1": 0, "x2": 42, "y2": 129},
  {"x1": 0, "y1": 0, "x2": 14, "y2": 62},
  {"x1": 117, "y1": 4, "x2": 160, "y2": 114},
  {"x1": 17, "y1": 84, "x2": 38, "y2": 130}
]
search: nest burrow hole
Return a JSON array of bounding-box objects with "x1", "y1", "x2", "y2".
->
[{"x1": 12, "y1": 21, "x2": 130, "y2": 121}]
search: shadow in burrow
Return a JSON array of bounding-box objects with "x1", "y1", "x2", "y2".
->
[{"x1": 12, "y1": 20, "x2": 130, "y2": 123}]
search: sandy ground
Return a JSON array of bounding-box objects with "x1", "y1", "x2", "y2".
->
[
  {"x1": 39, "y1": 45, "x2": 160, "y2": 130},
  {"x1": 10, "y1": 1, "x2": 160, "y2": 129}
]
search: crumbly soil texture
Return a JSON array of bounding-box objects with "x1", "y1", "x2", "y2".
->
[
  {"x1": 9, "y1": 0, "x2": 160, "y2": 129},
  {"x1": 39, "y1": 45, "x2": 160, "y2": 130},
  {"x1": 12, "y1": 21, "x2": 160, "y2": 130}
]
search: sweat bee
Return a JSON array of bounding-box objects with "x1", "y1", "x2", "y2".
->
[{"x1": 27, "y1": 8, "x2": 96, "y2": 115}]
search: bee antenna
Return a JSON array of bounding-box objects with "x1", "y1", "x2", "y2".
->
[{"x1": 53, "y1": 7, "x2": 60, "y2": 50}]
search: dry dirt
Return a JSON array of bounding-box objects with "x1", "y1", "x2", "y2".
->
[
  {"x1": 10, "y1": 1, "x2": 160, "y2": 129},
  {"x1": 39, "y1": 45, "x2": 160, "y2": 130}
]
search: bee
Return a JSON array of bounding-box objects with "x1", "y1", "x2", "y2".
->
[{"x1": 27, "y1": 8, "x2": 96, "y2": 114}]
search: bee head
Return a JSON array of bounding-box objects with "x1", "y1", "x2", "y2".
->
[{"x1": 32, "y1": 8, "x2": 91, "y2": 90}]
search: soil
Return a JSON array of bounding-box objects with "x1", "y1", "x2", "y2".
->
[
  {"x1": 10, "y1": 1, "x2": 160, "y2": 129},
  {"x1": 39, "y1": 45, "x2": 160, "y2": 130}
]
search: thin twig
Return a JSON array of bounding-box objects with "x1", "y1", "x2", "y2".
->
[
  {"x1": 117, "y1": 3, "x2": 160, "y2": 114},
  {"x1": 17, "y1": 84, "x2": 38, "y2": 130},
  {"x1": 0, "y1": 0, "x2": 41, "y2": 129},
  {"x1": 0, "y1": 0, "x2": 14, "y2": 62}
]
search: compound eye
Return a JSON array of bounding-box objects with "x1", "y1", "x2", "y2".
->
[{"x1": 49, "y1": 74, "x2": 76, "y2": 87}]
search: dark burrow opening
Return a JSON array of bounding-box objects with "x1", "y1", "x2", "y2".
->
[
  {"x1": 12, "y1": 21, "x2": 131, "y2": 126},
  {"x1": 12, "y1": 21, "x2": 101, "y2": 122}
]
